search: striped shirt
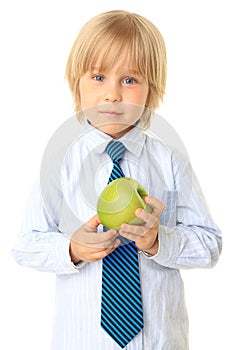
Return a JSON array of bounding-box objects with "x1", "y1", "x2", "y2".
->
[{"x1": 12, "y1": 117, "x2": 222, "y2": 350}]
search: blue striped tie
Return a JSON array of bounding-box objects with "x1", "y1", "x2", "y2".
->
[{"x1": 101, "y1": 140, "x2": 144, "y2": 348}]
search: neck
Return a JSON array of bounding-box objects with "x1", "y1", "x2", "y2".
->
[{"x1": 107, "y1": 124, "x2": 136, "y2": 139}]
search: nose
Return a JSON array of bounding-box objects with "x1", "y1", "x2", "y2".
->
[{"x1": 104, "y1": 82, "x2": 122, "y2": 103}]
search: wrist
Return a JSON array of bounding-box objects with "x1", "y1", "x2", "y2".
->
[
  {"x1": 145, "y1": 238, "x2": 159, "y2": 255},
  {"x1": 69, "y1": 241, "x2": 81, "y2": 264},
  {"x1": 139, "y1": 235, "x2": 159, "y2": 257}
]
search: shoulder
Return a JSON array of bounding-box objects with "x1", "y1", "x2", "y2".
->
[
  {"x1": 143, "y1": 129, "x2": 192, "y2": 179},
  {"x1": 144, "y1": 124, "x2": 190, "y2": 161}
]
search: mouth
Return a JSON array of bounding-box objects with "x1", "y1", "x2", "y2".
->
[{"x1": 99, "y1": 111, "x2": 123, "y2": 117}]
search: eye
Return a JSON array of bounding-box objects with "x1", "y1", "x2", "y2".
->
[
  {"x1": 93, "y1": 75, "x2": 105, "y2": 82},
  {"x1": 123, "y1": 77, "x2": 137, "y2": 85}
]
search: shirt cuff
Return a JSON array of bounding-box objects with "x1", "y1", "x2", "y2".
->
[
  {"x1": 142, "y1": 225, "x2": 179, "y2": 268},
  {"x1": 52, "y1": 233, "x2": 87, "y2": 274},
  {"x1": 74, "y1": 260, "x2": 88, "y2": 269}
]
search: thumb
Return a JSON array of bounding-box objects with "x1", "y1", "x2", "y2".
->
[{"x1": 87, "y1": 214, "x2": 101, "y2": 228}]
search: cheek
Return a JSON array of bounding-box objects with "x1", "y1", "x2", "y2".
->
[
  {"x1": 79, "y1": 84, "x2": 101, "y2": 111},
  {"x1": 79, "y1": 83, "x2": 91, "y2": 109},
  {"x1": 143, "y1": 87, "x2": 150, "y2": 105},
  {"x1": 79, "y1": 91, "x2": 87, "y2": 109},
  {"x1": 131, "y1": 86, "x2": 149, "y2": 105}
]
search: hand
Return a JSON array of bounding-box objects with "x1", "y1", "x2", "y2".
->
[
  {"x1": 70, "y1": 215, "x2": 120, "y2": 263},
  {"x1": 119, "y1": 196, "x2": 165, "y2": 255}
]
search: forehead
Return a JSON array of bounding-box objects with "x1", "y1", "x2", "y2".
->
[
  {"x1": 90, "y1": 47, "x2": 139, "y2": 74},
  {"x1": 93, "y1": 51, "x2": 139, "y2": 74}
]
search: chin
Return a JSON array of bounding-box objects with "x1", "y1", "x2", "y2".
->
[{"x1": 98, "y1": 123, "x2": 134, "y2": 138}]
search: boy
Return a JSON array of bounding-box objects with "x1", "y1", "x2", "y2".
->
[{"x1": 12, "y1": 10, "x2": 222, "y2": 349}]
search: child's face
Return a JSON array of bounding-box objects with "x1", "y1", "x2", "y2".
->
[{"x1": 79, "y1": 53, "x2": 149, "y2": 139}]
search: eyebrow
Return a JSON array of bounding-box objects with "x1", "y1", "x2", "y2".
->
[{"x1": 91, "y1": 67, "x2": 140, "y2": 76}]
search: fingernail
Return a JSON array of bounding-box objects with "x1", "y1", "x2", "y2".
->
[{"x1": 136, "y1": 209, "x2": 142, "y2": 216}]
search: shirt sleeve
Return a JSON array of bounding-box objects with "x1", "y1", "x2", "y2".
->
[
  {"x1": 11, "y1": 178, "x2": 87, "y2": 274},
  {"x1": 148, "y1": 152, "x2": 222, "y2": 269}
]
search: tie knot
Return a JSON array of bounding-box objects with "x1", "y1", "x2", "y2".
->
[{"x1": 106, "y1": 140, "x2": 126, "y2": 162}]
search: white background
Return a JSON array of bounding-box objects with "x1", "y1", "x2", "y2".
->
[{"x1": 1, "y1": 0, "x2": 232, "y2": 349}]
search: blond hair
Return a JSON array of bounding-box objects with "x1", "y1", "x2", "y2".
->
[{"x1": 65, "y1": 10, "x2": 167, "y2": 129}]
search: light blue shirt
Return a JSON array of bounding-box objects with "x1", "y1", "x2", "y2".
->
[{"x1": 12, "y1": 118, "x2": 222, "y2": 350}]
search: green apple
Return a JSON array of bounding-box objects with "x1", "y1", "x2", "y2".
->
[{"x1": 97, "y1": 177, "x2": 152, "y2": 230}]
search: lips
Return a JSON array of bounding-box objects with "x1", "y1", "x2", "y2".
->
[{"x1": 99, "y1": 111, "x2": 123, "y2": 117}]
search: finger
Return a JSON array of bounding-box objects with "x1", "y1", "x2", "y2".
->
[
  {"x1": 119, "y1": 230, "x2": 140, "y2": 242},
  {"x1": 135, "y1": 208, "x2": 158, "y2": 229},
  {"x1": 85, "y1": 216, "x2": 119, "y2": 244},
  {"x1": 119, "y1": 223, "x2": 145, "y2": 236},
  {"x1": 87, "y1": 239, "x2": 121, "y2": 261},
  {"x1": 72, "y1": 232, "x2": 119, "y2": 249},
  {"x1": 145, "y1": 196, "x2": 165, "y2": 217},
  {"x1": 93, "y1": 230, "x2": 119, "y2": 244},
  {"x1": 86, "y1": 214, "x2": 101, "y2": 228},
  {"x1": 119, "y1": 225, "x2": 147, "y2": 242},
  {"x1": 145, "y1": 196, "x2": 165, "y2": 211}
]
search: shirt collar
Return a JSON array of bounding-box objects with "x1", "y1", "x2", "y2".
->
[
  {"x1": 81, "y1": 119, "x2": 146, "y2": 157},
  {"x1": 120, "y1": 123, "x2": 145, "y2": 157}
]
